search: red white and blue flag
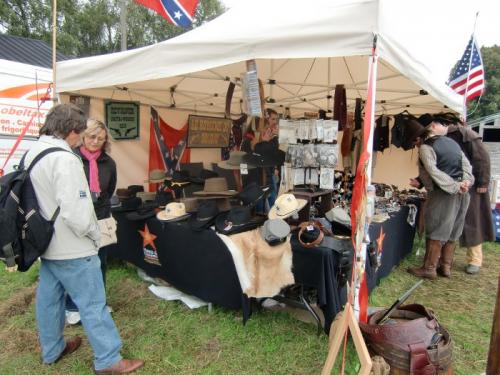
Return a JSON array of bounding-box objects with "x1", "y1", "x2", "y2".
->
[
  {"x1": 134, "y1": 0, "x2": 199, "y2": 27},
  {"x1": 448, "y1": 36, "x2": 485, "y2": 102}
]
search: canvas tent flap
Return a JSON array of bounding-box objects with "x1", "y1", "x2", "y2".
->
[{"x1": 57, "y1": 0, "x2": 468, "y2": 115}]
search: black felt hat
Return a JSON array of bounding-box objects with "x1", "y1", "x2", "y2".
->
[
  {"x1": 189, "y1": 200, "x2": 219, "y2": 231},
  {"x1": 126, "y1": 202, "x2": 159, "y2": 221},
  {"x1": 215, "y1": 206, "x2": 265, "y2": 235},
  {"x1": 168, "y1": 170, "x2": 191, "y2": 186},
  {"x1": 189, "y1": 169, "x2": 219, "y2": 185},
  {"x1": 112, "y1": 197, "x2": 142, "y2": 212},
  {"x1": 237, "y1": 182, "x2": 270, "y2": 207}
]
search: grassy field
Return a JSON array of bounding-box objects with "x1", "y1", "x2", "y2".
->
[{"x1": 0, "y1": 238, "x2": 498, "y2": 374}]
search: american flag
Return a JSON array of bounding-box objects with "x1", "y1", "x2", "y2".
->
[
  {"x1": 134, "y1": 0, "x2": 199, "y2": 27},
  {"x1": 448, "y1": 36, "x2": 485, "y2": 101}
]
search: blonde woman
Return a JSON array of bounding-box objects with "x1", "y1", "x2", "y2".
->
[{"x1": 66, "y1": 119, "x2": 117, "y2": 325}]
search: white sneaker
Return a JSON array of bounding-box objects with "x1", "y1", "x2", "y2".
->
[{"x1": 65, "y1": 310, "x2": 81, "y2": 325}]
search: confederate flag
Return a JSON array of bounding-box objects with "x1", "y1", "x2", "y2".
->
[{"x1": 134, "y1": 0, "x2": 199, "y2": 28}]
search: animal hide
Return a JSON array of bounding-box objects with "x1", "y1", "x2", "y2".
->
[{"x1": 217, "y1": 229, "x2": 294, "y2": 298}]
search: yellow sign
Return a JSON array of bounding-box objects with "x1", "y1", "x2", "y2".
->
[{"x1": 187, "y1": 115, "x2": 232, "y2": 148}]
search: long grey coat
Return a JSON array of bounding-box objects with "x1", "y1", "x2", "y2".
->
[{"x1": 447, "y1": 125, "x2": 494, "y2": 247}]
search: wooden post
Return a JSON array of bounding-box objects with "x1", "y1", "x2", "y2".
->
[{"x1": 486, "y1": 276, "x2": 500, "y2": 374}]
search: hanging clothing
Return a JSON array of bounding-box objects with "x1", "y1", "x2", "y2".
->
[
  {"x1": 333, "y1": 84, "x2": 347, "y2": 131},
  {"x1": 373, "y1": 115, "x2": 390, "y2": 152}
]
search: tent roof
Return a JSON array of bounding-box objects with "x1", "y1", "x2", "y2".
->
[{"x1": 57, "y1": 0, "x2": 473, "y2": 116}]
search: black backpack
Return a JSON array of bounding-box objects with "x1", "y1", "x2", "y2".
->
[{"x1": 0, "y1": 147, "x2": 65, "y2": 272}]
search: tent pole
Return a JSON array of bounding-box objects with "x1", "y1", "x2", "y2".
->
[{"x1": 52, "y1": 0, "x2": 57, "y2": 102}]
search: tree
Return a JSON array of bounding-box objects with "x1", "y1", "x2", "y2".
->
[
  {"x1": 0, "y1": 0, "x2": 225, "y2": 58},
  {"x1": 467, "y1": 45, "x2": 500, "y2": 119}
]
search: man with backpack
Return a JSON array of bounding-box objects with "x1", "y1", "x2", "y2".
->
[{"x1": 26, "y1": 103, "x2": 144, "y2": 374}]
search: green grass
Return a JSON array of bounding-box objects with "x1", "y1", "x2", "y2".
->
[{"x1": 0, "y1": 239, "x2": 498, "y2": 374}]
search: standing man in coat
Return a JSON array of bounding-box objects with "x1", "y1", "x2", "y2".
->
[
  {"x1": 423, "y1": 113, "x2": 494, "y2": 274},
  {"x1": 26, "y1": 103, "x2": 144, "y2": 374}
]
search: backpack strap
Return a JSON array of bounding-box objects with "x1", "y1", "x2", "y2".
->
[{"x1": 23, "y1": 147, "x2": 71, "y2": 222}]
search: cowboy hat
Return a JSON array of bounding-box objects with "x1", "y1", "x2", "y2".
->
[
  {"x1": 145, "y1": 169, "x2": 167, "y2": 183},
  {"x1": 237, "y1": 182, "x2": 270, "y2": 207},
  {"x1": 189, "y1": 200, "x2": 219, "y2": 231},
  {"x1": 126, "y1": 202, "x2": 159, "y2": 221},
  {"x1": 217, "y1": 151, "x2": 257, "y2": 170},
  {"x1": 215, "y1": 206, "x2": 265, "y2": 235},
  {"x1": 193, "y1": 177, "x2": 237, "y2": 196},
  {"x1": 156, "y1": 202, "x2": 190, "y2": 222},
  {"x1": 268, "y1": 193, "x2": 307, "y2": 220}
]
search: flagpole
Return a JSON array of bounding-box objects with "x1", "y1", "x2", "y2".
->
[
  {"x1": 463, "y1": 12, "x2": 480, "y2": 122},
  {"x1": 52, "y1": 0, "x2": 57, "y2": 102}
]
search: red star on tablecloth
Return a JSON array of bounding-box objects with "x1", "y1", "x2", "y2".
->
[
  {"x1": 139, "y1": 224, "x2": 157, "y2": 251},
  {"x1": 376, "y1": 227, "x2": 385, "y2": 255}
]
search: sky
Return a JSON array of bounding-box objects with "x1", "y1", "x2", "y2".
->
[{"x1": 221, "y1": 0, "x2": 500, "y2": 48}]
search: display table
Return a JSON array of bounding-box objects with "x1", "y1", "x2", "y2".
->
[
  {"x1": 291, "y1": 189, "x2": 333, "y2": 221},
  {"x1": 108, "y1": 205, "x2": 417, "y2": 334}
]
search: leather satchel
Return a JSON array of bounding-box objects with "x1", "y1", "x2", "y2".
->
[{"x1": 98, "y1": 217, "x2": 117, "y2": 247}]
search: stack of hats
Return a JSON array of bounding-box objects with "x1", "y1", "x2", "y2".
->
[
  {"x1": 193, "y1": 177, "x2": 237, "y2": 212},
  {"x1": 189, "y1": 200, "x2": 219, "y2": 231},
  {"x1": 114, "y1": 185, "x2": 144, "y2": 212}
]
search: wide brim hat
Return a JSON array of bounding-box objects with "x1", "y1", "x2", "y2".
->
[
  {"x1": 112, "y1": 197, "x2": 142, "y2": 212},
  {"x1": 168, "y1": 170, "x2": 191, "y2": 186},
  {"x1": 189, "y1": 169, "x2": 219, "y2": 185},
  {"x1": 195, "y1": 196, "x2": 232, "y2": 212},
  {"x1": 217, "y1": 151, "x2": 257, "y2": 170},
  {"x1": 180, "y1": 197, "x2": 199, "y2": 213},
  {"x1": 237, "y1": 182, "x2": 270, "y2": 207},
  {"x1": 116, "y1": 188, "x2": 134, "y2": 201},
  {"x1": 127, "y1": 185, "x2": 144, "y2": 195},
  {"x1": 404, "y1": 118, "x2": 426, "y2": 146},
  {"x1": 193, "y1": 177, "x2": 238, "y2": 196},
  {"x1": 189, "y1": 200, "x2": 219, "y2": 231},
  {"x1": 156, "y1": 202, "x2": 191, "y2": 222},
  {"x1": 325, "y1": 207, "x2": 351, "y2": 228},
  {"x1": 215, "y1": 206, "x2": 265, "y2": 235},
  {"x1": 145, "y1": 169, "x2": 167, "y2": 183},
  {"x1": 126, "y1": 202, "x2": 159, "y2": 221},
  {"x1": 268, "y1": 193, "x2": 308, "y2": 220}
]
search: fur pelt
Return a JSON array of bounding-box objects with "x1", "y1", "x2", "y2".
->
[{"x1": 218, "y1": 228, "x2": 294, "y2": 298}]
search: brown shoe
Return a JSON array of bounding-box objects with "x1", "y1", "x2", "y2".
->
[
  {"x1": 54, "y1": 336, "x2": 82, "y2": 363},
  {"x1": 437, "y1": 241, "x2": 456, "y2": 277},
  {"x1": 94, "y1": 359, "x2": 145, "y2": 374},
  {"x1": 407, "y1": 239, "x2": 442, "y2": 280}
]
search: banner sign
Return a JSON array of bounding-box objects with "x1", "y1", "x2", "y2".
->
[
  {"x1": 105, "y1": 101, "x2": 140, "y2": 140},
  {"x1": 0, "y1": 60, "x2": 53, "y2": 138},
  {"x1": 187, "y1": 115, "x2": 232, "y2": 148}
]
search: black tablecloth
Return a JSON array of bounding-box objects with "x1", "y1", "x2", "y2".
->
[{"x1": 108, "y1": 205, "x2": 416, "y2": 334}]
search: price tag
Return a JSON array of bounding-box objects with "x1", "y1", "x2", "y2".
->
[{"x1": 240, "y1": 163, "x2": 248, "y2": 175}]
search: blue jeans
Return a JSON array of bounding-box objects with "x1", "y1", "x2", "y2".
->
[
  {"x1": 36, "y1": 256, "x2": 122, "y2": 370},
  {"x1": 66, "y1": 247, "x2": 107, "y2": 312}
]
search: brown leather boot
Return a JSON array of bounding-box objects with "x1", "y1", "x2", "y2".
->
[
  {"x1": 407, "y1": 239, "x2": 442, "y2": 280},
  {"x1": 437, "y1": 241, "x2": 456, "y2": 277},
  {"x1": 94, "y1": 359, "x2": 145, "y2": 374},
  {"x1": 51, "y1": 336, "x2": 82, "y2": 364}
]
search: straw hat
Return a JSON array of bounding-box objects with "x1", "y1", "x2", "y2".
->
[
  {"x1": 193, "y1": 177, "x2": 237, "y2": 196},
  {"x1": 268, "y1": 193, "x2": 308, "y2": 220},
  {"x1": 217, "y1": 151, "x2": 256, "y2": 170},
  {"x1": 156, "y1": 202, "x2": 190, "y2": 222},
  {"x1": 145, "y1": 169, "x2": 167, "y2": 183}
]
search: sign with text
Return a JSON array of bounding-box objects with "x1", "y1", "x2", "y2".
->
[
  {"x1": 0, "y1": 60, "x2": 53, "y2": 138},
  {"x1": 187, "y1": 115, "x2": 232, "y2": 148},
  {"x1": 105, "y1": 101, "x2": 140, "y2": 140}
]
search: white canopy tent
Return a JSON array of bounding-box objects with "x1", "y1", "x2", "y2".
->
[{"x1": 56, "y1": 0, "x2": 475, "y2": 117}]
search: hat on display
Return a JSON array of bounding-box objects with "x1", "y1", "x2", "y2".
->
[
  {"x1": 268, "y1": 193, "x2": 308, "y2": 220},
  {"x1": 196, "y1": 196, "x2": 232, "y2": 212},
  {"x1": 325, "y1": 206, "x2": 351, "y2": 228},
  {"x1": 189, "y1": 169, "x2": 219, "y2": 185},
  {"x1": 145, "y1": 169, "x2": 167, "y2": 183},
  {"x1": 126, "y1": 202, "x2": 159, "y2": 221},
  {"x1": 180, "y1": 197, "x2": 199, "y2": 213},
  {"x1": 243, "y1": 141, "x2": 286, "y2": 167},
  {"x1": 193, "y1": 177, "x2": 237, "y2": 196},
  {"x1": 260, "y1": 219, "x2": 290, "y2": 246},
  {"x1": 137, "y1": 191, "x2": 156, "y2": 203},
  {"x1": 112, "y1": 197, "x2": 142, "y2": 212},
  {"x1": 189, "y1": 200, "x2": 219, "y2": 231},
  {"x1": 116, "y1": 188, "x2": 134, "y2": 201},
  {"x1": 298, "y1": 221, "x2": 325, "y2": 248},
  {"x1": 168, "y1": 170, "x2": 191, "y2": 187},
  {"x1": 237, "y1": 182, "x2": 270, "y2": 207},
  {"x1": 215, "y1": 206, "x2": 265, "y2": 235},
  {"x1": 156, "y1": 202, "x2": 190, "y2": 222},
  {"x1": 217, "y1": 151, "x2": 257, "y2": 170},
  {"x1": 127, "y1": 185, "x2": 144, "y2": 195}
]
